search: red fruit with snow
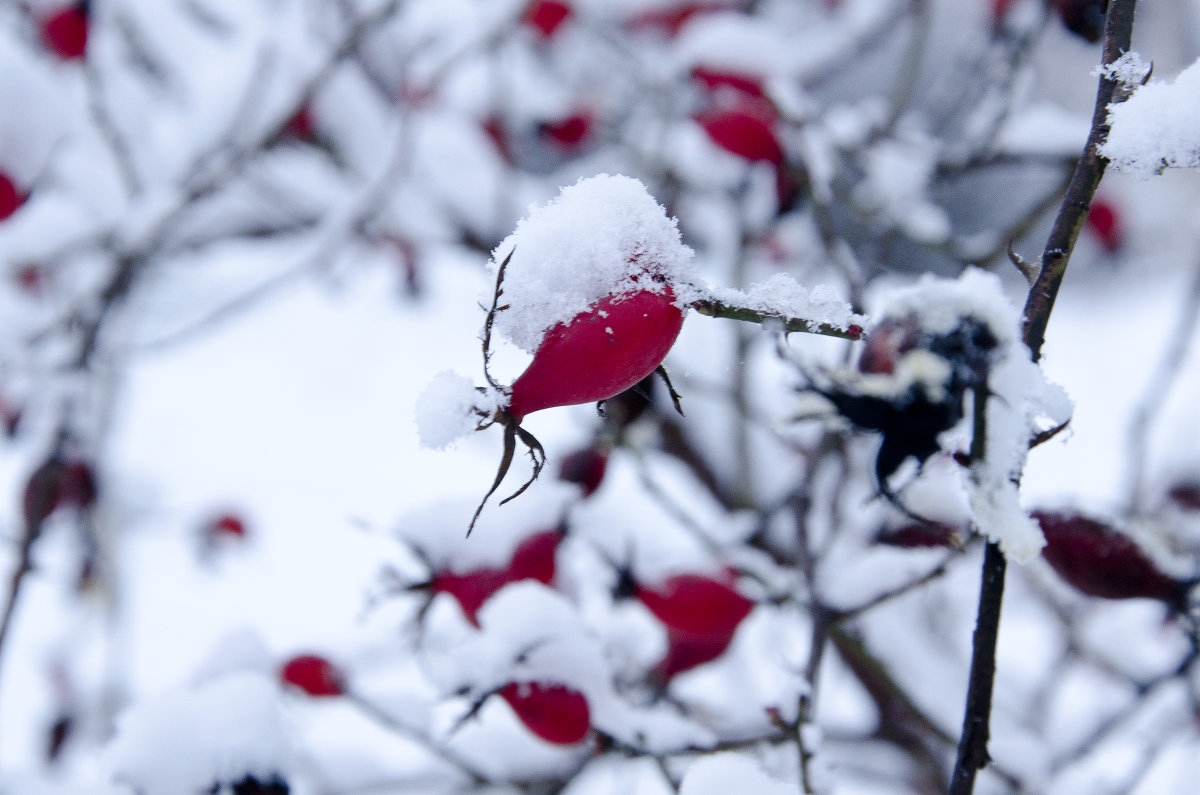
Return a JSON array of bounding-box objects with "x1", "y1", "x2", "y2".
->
[
  {"x1": 1033, "y1": 511, "x2": 1190, "y2": 607},
  {"x1": 691, "y1": 66, "x2": 767, "y2": 102},
  {"x1": 433, "y1": 529, "x2": 561, "y2": 623},
  {"x1": 637, "y1": 573, "x2": 755, "y2": 638},
  {"x1": 522, "y1": 0, "x2": 571, "y2": 39},
  {"x1": 695, "y1": 107, "x2": 784, "y2": 165},
  {"x1": 1086, "y1": 198, "x2": 1123, "y2": 253},
  {"x1": 0, "y1": 173, "x2": 25, "y2": 222},
  {"x1": 506, "y1": 288, "x2": 684, "y2": 423},
  {"x1": 540, "y1": 112, "x2": 592, "y2": 151},
  {"x1": 499, "y1": 681, "x2": 591, "y2": 744},
  {"x1": 280, "y1": 654, "x2": 345, "y2": 697},
  {"x1": 42, "y1": 4, "x2": 89, "y2": 60},
  {"x1": 655, "y1": 626, "x2": 740, "y2": 680}
]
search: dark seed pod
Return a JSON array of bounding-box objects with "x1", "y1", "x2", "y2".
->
[{"x1": 1034, "y1": 511, "x2": 1191, "y2": 608}]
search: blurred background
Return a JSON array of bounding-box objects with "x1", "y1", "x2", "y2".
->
[{"x1": 1, "y1": 0, "x2": 1199, "y2": 793}]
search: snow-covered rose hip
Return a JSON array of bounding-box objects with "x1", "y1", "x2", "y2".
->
[{"x1": 417, "y1": 175, "x2": 694, "y2": 531}]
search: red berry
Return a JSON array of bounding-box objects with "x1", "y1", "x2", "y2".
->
[
  {"x1": 284, "y1": 105, "x2": 316, "y2": 142},
  {"x1": 433, "y1": 568, "x2": 508, "y2": 624},
  {"x1": 558, "y1": 444, "x2": 609, "y2": 497},
  {"x1": 1086, "y1": 198, "x2": 1123, "y2": 253},
  {"x1": 42, "y1": 4, "x2": 89, "y2": 60},
  {"x1": 522, "y1": 0, "x2": 571, "y2": 39},
  {"x1": 506, "y1": 288, "x2": 684, "y2": 423},
  {"x1": 0, "y1": 173, "x2": 25, "y2": 222},
  {"x1": 22, "y1": 457, "x2": 97, "y2": 527},
  {"x1": 1034, "y1": 511, "x2": 1190, "y2": 607},
  {"x1": 499, "y1": 681, "x2": 590, "y2": 744},
  {"x1": 637, "y1": 574, "x2": 754, "y2": 639},
  {"x1": 209, "y1": 513, "x2": 248, "y2": 538},
  {"x1": 540, "y1": 112, "x2": 592, "y2": 150},
  {"x1": 433, "y1": 529, "x2": 561, "y2": 623},
  {"x1": 280, "y1": 654, "x2": 345, "y2": 697},
  {"x1": 655, "y1": 626, "x2": 738, "y2": 679},
  {"x1": 694, "y1": 107, "x2": 784, "y2": 165},
  {"x1": 690, "y1": 66, "x2": 767, "y2": 101},
  {"x1": 506, "y1": 529, "x2": 561, "y2": 583}
]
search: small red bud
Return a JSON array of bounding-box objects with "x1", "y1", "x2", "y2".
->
[
  {"x1": 522, "y1": 0, "x2": 571, "y2": 39},
  {"x1": 280, "y1": 654, "x2": 345, "y2": 697},
  {"x1": 540, "y1": 112, "x2": 592, "y2": 150},
  {"x1": 1086, "y1": 198, "x2": 1123, "y2": 253},
  {"x1": 41, "y1": 4, "x2": 89, "y2": 60},
  {"x1": 875, "y1": 521, "x2": 962, "y2": 549},
  {"x1": 0, "y1": 173, "x2": 26, "y2": 221}
]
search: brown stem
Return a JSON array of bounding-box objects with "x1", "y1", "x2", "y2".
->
[
  {"x1": 949, "y1": 3, "x2": 1140, "y2": 792},
  {"x1": 690, "y1": 299, "x2": 865, "y2": 341}
]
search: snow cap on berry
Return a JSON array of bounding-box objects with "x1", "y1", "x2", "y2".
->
[{"x1": 488, "y1": 174, "x2": 694, "y2": 353}]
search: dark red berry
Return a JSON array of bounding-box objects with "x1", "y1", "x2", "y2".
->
[
  {"x1": 22, "y1": 457, "x2": 97, "y2": 527},
  {"x1": 280, "y1": 654, "x2": 345, "y2": 697},
  {"x1": 1050, "y1": 0, "x2": 1108, "y2": 43},
  {"x1": 1034, "y1": 511, "x2": 1190, "y2": 607},
  {"x1": 0, "y1": 173, "x2": 25, "y2": 221},
  {"x1": 522, "y1": 0, "x2": 571, "y2": 38},
  {"x1": 42, "y1": 4, "x2": 89, "y2": 60},
  {"x1": 1167, "y1": 482, "x2": 1200, "y2": 512},
  {"x1": 499, "y1": 681, "x2": 590, "y2": 744},
  {"x1": 284, "y1": 105, "x2": 316, "y2": 142},
  {"x1": 558, "y1": 444, "x2": 609, "y2": 497}
]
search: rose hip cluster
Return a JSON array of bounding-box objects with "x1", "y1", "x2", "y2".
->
[{"x1": 280, "y1": 518, "x2": 758, "y2": 749}]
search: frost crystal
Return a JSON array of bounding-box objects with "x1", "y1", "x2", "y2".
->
[
  {"x1": 1100, "y1": 56, "x2": 1200, "y2": 177},
  {"x1": 488, "y1": 174, "x2": 695, "y2": 352}
]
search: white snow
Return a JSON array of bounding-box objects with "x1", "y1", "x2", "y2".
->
[
  {"x1": 697, "y1": 273, "x2": 866, "y2": 333},
  {"x1": 106, "y1": 673, "x2": 293, "y2": 795},
  {"x1": 679, "y1": 753, "x2": 796, "y2": 795},
  {"x1": 1101, "y1": 57, "x2": 1200, "y2": 177},
  {"x1": 488, "y1": 174, "x2": 695, "y2": 353},
  {"x1": 415, "y1": 371, "x2": 502, "y2": 450}
]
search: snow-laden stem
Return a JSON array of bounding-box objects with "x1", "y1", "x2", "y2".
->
[
  {"x1": 689, "y1": 299, "x2": 865, "y2": 340},
  {"x1": 951, "y1": 3, "x2": 1140, "y2": 792}
]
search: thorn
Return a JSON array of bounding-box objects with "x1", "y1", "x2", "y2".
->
[{"x1": 1007, "y1": 242, "x2": 1039, "y2": 286}]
